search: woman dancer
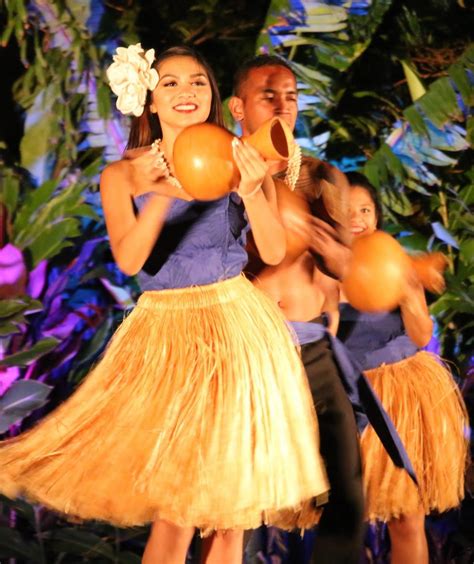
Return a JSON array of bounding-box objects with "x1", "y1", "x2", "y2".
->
[
  {"x1": 0, "y1": 46, "x2": 328, "y2": 563},
  {"x1": 338, "y1": 172, "x2": 468, "y2": 564}
]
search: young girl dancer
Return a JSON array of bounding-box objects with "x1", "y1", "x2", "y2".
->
[
  {"x1": 338, "y1": 172, "x2": 468, "y2": 564},
  {"x1": 0, "y1": 46, "x2": 328, "y2": 563}
]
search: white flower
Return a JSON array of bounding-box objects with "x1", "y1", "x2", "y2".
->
[
  {"x1": 116, "y1": 83, "x2": 148, "y2": 116},
  {"x1": 106, "y1": 43, "x2": 159, "y2": 116}
]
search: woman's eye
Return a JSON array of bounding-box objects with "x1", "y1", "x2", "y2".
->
[
  {"x1": 163, "y1": 81, "x2": 177, "y2": 87},
  {"x1": 192, "y1": 80, "x2": 207, "y2": 86}
]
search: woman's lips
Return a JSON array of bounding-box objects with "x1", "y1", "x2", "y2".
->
[{"x1": 174, "y1": 103, "x2": 198, "y2": 113}]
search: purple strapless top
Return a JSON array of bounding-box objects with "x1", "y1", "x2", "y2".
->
[
  {"x1": 134, "y1": 193, "x2": 249, "y2": 290},
  {"x1": 337, "y1": 303, "x2": 418, "y2": 371}
]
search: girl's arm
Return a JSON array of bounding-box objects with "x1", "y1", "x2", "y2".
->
[
  {"x1": 232, "y1": 140, "x2": 286, "y2": 265},
  {"x1": 399, "y1": 272, "x2": 433, "y2": 347},
  {"x1": 100, "y1": 160, "x2": 173, "y2": 276}
]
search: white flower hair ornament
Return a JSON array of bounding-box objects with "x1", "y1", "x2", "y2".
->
[{"x1": 106, "y1": 43, "x2": 159, "y2": 117}]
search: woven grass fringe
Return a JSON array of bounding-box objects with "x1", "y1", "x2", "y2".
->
[
  {"x1": 361, "y1": 351, "x2": 469, "y2": 522},
  {"x1": 0, "y1": 275, "x2": 328, "y2": 533}
]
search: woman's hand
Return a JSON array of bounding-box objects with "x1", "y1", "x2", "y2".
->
[
  {"x1": 232, "y1": 139, "x2": 269, "y2": 199},
  {"x1": 123, "y1": 145, "x2": 170, "y2": 197},
  {"x1": 399, "y1": 267, "x2": 433, "y2": 347}
]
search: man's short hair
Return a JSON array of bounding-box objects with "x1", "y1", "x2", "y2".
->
[{"x1": 233, "y1": 55, "x2": 295, "y2": 97}]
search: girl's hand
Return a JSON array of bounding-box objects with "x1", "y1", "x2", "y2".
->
[{"x1": 232, "y1": 138, "x2": 269, "y2": 199}]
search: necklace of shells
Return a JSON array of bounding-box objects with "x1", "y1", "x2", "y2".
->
[
  {"x1": 151, "y1": 138, "x2": 302, "y2": 193},
  {"x1": 151, "y1": 139, "x2": 183, "y2": 191},
  {"x1": 284, "y1": 142, "x2": 302, "y2": 191}
]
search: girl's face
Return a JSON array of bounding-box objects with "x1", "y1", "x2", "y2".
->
[
  {"x1": 349, "y1": 185, "x2": 378, "y2": 238},
  {"x1": 150, "y1": 55, "x2": 213, "y2": 133}
]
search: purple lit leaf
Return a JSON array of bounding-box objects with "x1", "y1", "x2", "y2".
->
[
  {"x1": 431, "y1": 222, "x2": 459, "y2": 249},
  {"x1": 0, "y1": 366, "x2": 20, "y2": 395},
  {"x1": 0, "y1": 244, "x2": 27, "y2": 299},
  {"x1": 0, "y1": 380, "x2": 52, "y2": 433},
  {"x1": 27, "y1": 259, "x2": 48, "y2": 299},
  {"x1": 42, "y1": 311, "x2": 85, "y2": 340},
  {"x1": 100, "y1": 278, "x2": 135, "y2": 308}
]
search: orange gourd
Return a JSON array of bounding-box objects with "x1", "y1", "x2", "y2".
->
[
  {"x1": 342, "y1": 230, "x2": 412, "y2": 312},
  {"x1": 275, "y1": 179, "x2": 310, "y2": 260},
  {"x1": 173, "y1": 118, "x2": 293, "y2": 200}
]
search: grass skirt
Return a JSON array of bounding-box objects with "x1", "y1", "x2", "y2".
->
[
  {"x1": 0, "y1": 275, "x2": 328, "y2": 532},
  {"x1": 360, "y1": 351, "x2": 468, "y2": 522}
]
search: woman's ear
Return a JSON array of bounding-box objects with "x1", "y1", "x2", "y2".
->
[{"x1": 228, "y1": 96, "x2": 245, "y2": 122}]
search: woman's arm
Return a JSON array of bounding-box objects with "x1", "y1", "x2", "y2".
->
[
  {"x1": 232, "y1": 140, "x2": 286, "y2": 265},
  {"x1": 399, "y1": 272, "x2": 433, "y2": 347},
  {"x1": 100, "y1": 160, "x2": 173, "y2": 276}
]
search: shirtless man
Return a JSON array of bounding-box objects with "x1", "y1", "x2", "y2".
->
[
  {"x1": 230, "y1": 55, "x2": 416, "y2": 564},
  {"x1": 229, "y1": 54, "x2": 364, "y2": 564}
]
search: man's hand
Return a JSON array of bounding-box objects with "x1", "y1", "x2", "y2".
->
[{"x1": 286, "y1": 213, "x2": 352, "y2": 279}]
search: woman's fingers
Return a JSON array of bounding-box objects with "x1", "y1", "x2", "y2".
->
[{"x1": 232, "y1": 139, "x2": 267, "y2": 177}]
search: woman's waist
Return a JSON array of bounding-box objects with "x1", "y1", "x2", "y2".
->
[
  {"x1": 347, "y1": 334, "x2": 419, "y2": 370},
  {"x1": 136, "y1": 274, "x2": 254, "y2": 310},
  {"x1": 138, "y1": 250, "x2": 247, "y2": 289}
]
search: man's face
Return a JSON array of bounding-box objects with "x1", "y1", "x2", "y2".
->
[{"x1": 230, "y1": 65, "x2": 298, "y2": 136}]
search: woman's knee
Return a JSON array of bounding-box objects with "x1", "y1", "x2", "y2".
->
[{"x1": 388, "y1": 511, "x2": 426, "y2": 540}]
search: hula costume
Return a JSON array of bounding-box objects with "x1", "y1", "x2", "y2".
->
[
  {"x1": 338, "y1": 303, "x2": 468, "y2": 522},
  {"x1": 0, "y1": 193, "x2": 329, "y2": 533}
]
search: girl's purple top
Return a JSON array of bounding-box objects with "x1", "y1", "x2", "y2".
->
[
  {"x1": 337, "y1": 303, "x2": 418, "y2": 371},
  {"x1": 134, "y1": 193, "x2": 249, "y2": 291}
]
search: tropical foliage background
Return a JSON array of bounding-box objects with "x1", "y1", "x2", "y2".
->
[{"x1": 0, "y1": 0, "x2": 472, "y2": 561}]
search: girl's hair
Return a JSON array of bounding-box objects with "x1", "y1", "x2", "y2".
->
[
  {"x1": 127, "y1": 46, "x2": 224, "y2": 149},
  {"x1": 346, "y1": 171, "x2": 384, "y2": 229}
]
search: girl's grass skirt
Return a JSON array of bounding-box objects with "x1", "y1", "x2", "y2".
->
[
  {"x1": 0, "y1": 275, "x2": 328, "y2": 532},
  {"x1": 360, "y1": 351, "x2": 469, "y2": 522}
]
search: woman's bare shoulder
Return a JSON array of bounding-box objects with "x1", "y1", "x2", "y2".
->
[{"x1": 100, "y1": 160, "x2": 133, "y2": 195}]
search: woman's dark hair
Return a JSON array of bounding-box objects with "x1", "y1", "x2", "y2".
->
[
  {"x1": 127, "y1": 46, "x2": 224, "y2": 149},
  {"x1": 346, "y1": 171, "x2": 384, "y2": 229}
]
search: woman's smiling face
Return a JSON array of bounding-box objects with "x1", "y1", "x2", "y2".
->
[
  {"x1": 349, "y1": 185, "x2": 379, "y2": 238},
  {"x1": 150, "y1": 55, "x2": 212, "y2": 132}
]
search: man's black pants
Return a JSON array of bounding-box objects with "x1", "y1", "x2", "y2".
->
[{"x1": 302, "y1": 336, "x2": 365, "y2": 564}]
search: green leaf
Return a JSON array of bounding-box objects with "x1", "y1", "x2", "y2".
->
[
  {"x1": 20, "y1": 110, "x2": 60, "y2": 172},
  {"x1": 467, "y1": 116, "x2": 474, "y2": 146},
  {"x1": 382, "y1": 189, "x2": 414, "y2": 216},
  {"x1": 0, "y1": 337, "x2": 59, "y2": 368},
  {"x1": 16, "y1": 217, "x2": 81, "y2": 266},
  {"x1": 0, "y1": 298, "x2": 43, "y2": 319},
  {"x1": 0, "y1": 495, "x2": 36, "y2": 525},
  {"x1": 417, "y1": 77, "x2": 462, "y2": 128},
  {"x1": 0, "y1": 527, "x2": 41, "y2": 561},
  {"x1": 403, "y1": 106, "x2": 428, "y2": 137},
  {"x1": 14, "y1": 179, "x2": 60, "y2": 234},
  {"x1": 44, "y1": 529, "x2": 115, "y2": 558},
  {"x1": 0, "y1": 322, "x2": 22, "y2": 336},
  {"x1": 97, "y1": 81, "x2": 112, "y2": 119},
  {"x1": 449, "y1": 62, "x2": 474, "y2": 106},
  {"x1": 0, "y1": 168, "x2": 20, "y2": 215}
]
